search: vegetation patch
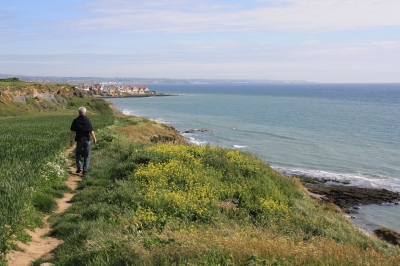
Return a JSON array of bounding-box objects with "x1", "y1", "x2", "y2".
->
[
  {"x1": 44, "y1": 122, "x2": 400, "y2": 265},
  {"x1": 0, "y1": 113, "x2": 114, "y2": 263}
]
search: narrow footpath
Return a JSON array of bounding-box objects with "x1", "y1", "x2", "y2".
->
[{"x1": 7, "y1": 147, "x2": 80, "y2": 266}]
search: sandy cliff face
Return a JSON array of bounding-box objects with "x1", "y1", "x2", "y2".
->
[
  {"x1": 0, "y1": 83, "x2": 82, "y2": 114},
  {"x1": 4, "y1": 84, "x2": 77, "y2": 102}
]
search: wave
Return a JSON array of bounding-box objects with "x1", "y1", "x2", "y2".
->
[
  {"x1": 123, "y1": 109, "x2": 133, "y2": 115},
  {"x1": 185, "y1": 136, "x2": 207, "y2": 146},
  {"x1": 274, "y1": 167, "x2": 400, "y2": 193},
  {"x1": 153, "y1": 118, "x2": 169, "y2": 124},
  {"x1": 123, "y1": 109, "x2": 170, "y2": 124},
  {"x1": 234, "y1": 145, "x2": 247, "y2": 149}
]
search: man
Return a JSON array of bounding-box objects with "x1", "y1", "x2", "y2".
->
[{"x1": 70, "y1": 106, "x2": 97, "y2": 175}]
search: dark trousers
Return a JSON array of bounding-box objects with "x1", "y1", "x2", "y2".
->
[{"x1": 75, "y1": 141, "x2": 91, "y2": 171}]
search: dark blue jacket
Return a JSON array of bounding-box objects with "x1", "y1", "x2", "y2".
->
[{"x1": 70, "y1": 115, "x2": 93, "y2": 141}]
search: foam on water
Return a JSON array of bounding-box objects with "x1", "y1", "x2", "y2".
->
[
  {"x1": 184, "y1": 136, "x2": 207, "y2": 145},
  {"x1": 275, "y1": 167, "x2": 400, "y2": 192},
  {"x1": 153, "y1": 118, "x2": 169, "y2": 124},
  {"x1": 123, "y1": 109, "x2": 133, "y2": 115},
  {"x1": 234, "y1": 145, "x2": 247, "y2": 149}
]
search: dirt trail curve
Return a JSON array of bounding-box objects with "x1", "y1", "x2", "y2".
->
[{"x1": 7, "y1": 147, "x2": 80, "y2": 266}]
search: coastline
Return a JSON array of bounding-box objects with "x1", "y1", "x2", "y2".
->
[
  {"x1": 3, "y1": 81, "x2": 400, "y2": 265},
  {"x1": 297, "y1": 175, "x2": 400, "y2": 211},
  {"x1": 92, "y1": 93, "x2": 177, "y2": 98},
  {"x1": 106, "y1": 99, "x2": 400, "y2": 246},
  {"x1": 297, "y1": 174, "x2": 400, "y2": 244},
  {"x1": 107, "y1": 97, "x2": 398, "y2": 212}
]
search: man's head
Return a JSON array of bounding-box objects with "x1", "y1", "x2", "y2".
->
[{"x1": 78, "y1": 106, "x2": 87, "y2": 116}]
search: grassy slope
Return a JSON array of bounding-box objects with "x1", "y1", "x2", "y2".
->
[
  {"x1": 45, "y1": 119, "x2": 400, "y2": 265},
  {"x1": 0, "y1": 81, "x2": 187, "y2": 264}
]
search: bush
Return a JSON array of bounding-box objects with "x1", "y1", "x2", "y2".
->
[{"x1": 33, "y1": 193, "x2": 57, "y2": 214}]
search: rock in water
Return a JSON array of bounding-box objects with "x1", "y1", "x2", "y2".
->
[{"x1": 374, "y1": 227, "x2": 400, "y2": 246}]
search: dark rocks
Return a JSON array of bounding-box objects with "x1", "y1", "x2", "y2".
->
[
  {"x1": 305, "y1": 185, "x2": 400, "y2": 209},
  {"x1": 295, "y1": 175, "x2": 400, "y2": 246},
  {"x1": 181, "y1": 129, "x2": 211, "y2": 134},
  {"x1": 374, "y1": 227, "x2": 400, "y2": 246},
  {"x1": 150, "y1": 134, "x2": 180, "y2": 144},
  {"x1": 295, "y1": 175, "x2": 400, "y2": 209},
  {"x1": 296, "y1": 175, "x2": 350, "y2": 185}
]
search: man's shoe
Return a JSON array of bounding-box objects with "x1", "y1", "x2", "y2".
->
[
  {"x1": 82, "y1": 170, "x2": 87, "y2": 175},
  {"x1": 76, "y1": 169, "x2": 82, "y2": 173}
]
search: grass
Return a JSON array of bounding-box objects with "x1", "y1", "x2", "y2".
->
[
  {"x1": 0, "y1": 78, "x2": 32, "y2": 86},
  {"x1": 0, "y1": 114, "x2": 114, "y2": 263},
  {"x1": 42, "y1": 120, "x2": 400, "y2": 266}
]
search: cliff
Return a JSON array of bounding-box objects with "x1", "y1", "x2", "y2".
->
[{"x1": 0, "y1": 80, "x2": 114, "y2": 116}]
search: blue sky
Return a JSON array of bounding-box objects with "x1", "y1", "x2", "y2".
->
[{"x1": 1, "y1": 0, "x2": 400, "y2": 82}]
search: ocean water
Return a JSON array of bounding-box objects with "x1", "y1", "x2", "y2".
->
[{"x1": 106, "y1": 83, "x2": 400, "y2": 233}]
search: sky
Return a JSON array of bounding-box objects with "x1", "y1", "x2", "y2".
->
[{"x1": 1, "y1": 0, "x2": 400, "y2": 83}]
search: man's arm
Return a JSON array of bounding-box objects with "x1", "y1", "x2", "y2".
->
[
  {"x1": 70, "y1": 131, "x2": 75, "y2": 147},
  {"x1": 90, "y1": 131, "x2": 97, "y2": 144}
]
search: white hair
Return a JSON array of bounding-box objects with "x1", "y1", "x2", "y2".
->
[{"x1": 78, "y1": 106, "x2": 87, "y2": 116}]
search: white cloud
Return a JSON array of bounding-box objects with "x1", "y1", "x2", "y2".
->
[
  {"x1": 1, "y1": 40, "x2": 399, "y2": 82},
  {"x1": 73, "y1": 0, "x2": 400, "y2": 33},
  {"x1": 1, "y1": 1, "x2": 400, "y2": 82}
]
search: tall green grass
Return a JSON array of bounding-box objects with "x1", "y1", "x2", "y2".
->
[
  {"x1": 0, "y1": 114, "x2": 114, "y2": 263},
  {"x1": 46, "y1": 124, "x2": 400, "y2": 265}
]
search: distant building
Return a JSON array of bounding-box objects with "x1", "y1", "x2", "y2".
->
[{"x1": 78, "y1": 84, "x2": 153, "y2": 96}]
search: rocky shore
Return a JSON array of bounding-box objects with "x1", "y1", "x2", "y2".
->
[
  {"x1": 296, "y1": 175, "x2": 400, "y2": 245},
  {"x1": 297, "y1": 175, "x2": 400, "y2": 210}
]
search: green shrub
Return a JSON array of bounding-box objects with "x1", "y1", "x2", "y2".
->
[{"x1": 33, "y1": 192, "x2": 57, "y2": 214}]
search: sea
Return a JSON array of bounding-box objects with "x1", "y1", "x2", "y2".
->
[{"x1": 106, "y1": 83, "x2": 400, "y2": 233}]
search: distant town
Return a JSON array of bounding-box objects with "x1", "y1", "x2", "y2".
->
[{"x1": 75, "y1": 83, "x2": 157, "y2": 97}]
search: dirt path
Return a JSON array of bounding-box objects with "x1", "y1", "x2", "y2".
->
[{"x1": 7, "y1": 147, "x2": 80, "y2": 266}]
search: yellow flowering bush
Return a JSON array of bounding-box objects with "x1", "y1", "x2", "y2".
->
[
  {"x1": 131, "y1": 208, "x2": 160, "y2": 229},
  {"x1": 225, "y1": 149, "x2": 263, "y2": 176},
  {"x1": 132, "y1": 145, "x2": 220, "y2": 221},
  {"x1": 260, "y1": 197, "x2": 290, "y2": 220},
  {"x1": 126, "y1": 144, "x2": 300, "y2": 229}
]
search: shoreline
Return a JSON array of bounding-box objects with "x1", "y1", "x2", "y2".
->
[
  {"x1": 92, "y1": 93, "x2": 177, "y2": 98},
  {"x1": 297, "y1": 174, "x2": 400, "y2": 242},
  {"x1": 110, "y1": 102, "x2": 400, "y2": 210},
  {"x1": 296, "y1": 175, "x2": 400, "y2": 210},
  {"x1": 106, "y1": 100, "x2": 400, "y2": 244}
]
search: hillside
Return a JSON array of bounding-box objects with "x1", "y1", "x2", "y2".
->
[
  {"x1": 1, "y1": 79, "x2": 399, "y2": 265},
  {"x1": 0, "y1": 82, "x2": 186, "y2": 265},
  {"x1": 0, "y1": 79, "x2": 115, "y2": 116}
]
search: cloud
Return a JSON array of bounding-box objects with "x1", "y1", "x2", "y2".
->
[
  {"x1": 0, "y1": 7, "x2": 16, "y2": 21},
  {"x1": 2, "y1": 40, "x2": 398, "y2": 68},
  {"x1": 1, "y1": 1, "x2": 399, "y2": 82},
  {"x1": 71, "y1": 0, "x2": 400, "y2": 33}
]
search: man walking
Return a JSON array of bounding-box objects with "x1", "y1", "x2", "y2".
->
[{"x1": 70, "y1": 106, "x2": 97, "y2": 175}]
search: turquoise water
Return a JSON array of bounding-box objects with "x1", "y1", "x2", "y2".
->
[{"x1": 107, "y1": 83, "x2": 400, "y2": 232}]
